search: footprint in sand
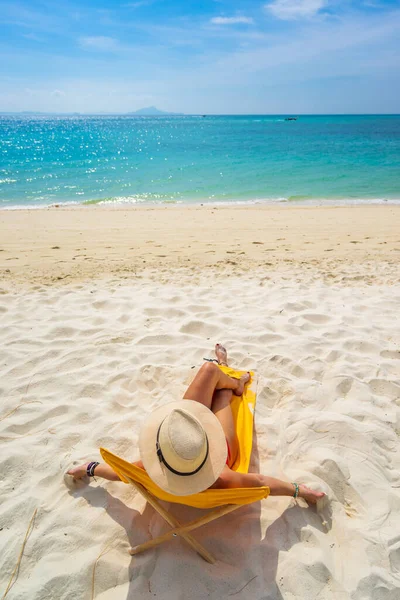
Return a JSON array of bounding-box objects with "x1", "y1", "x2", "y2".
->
[
  {"x1": 302, "y1": 313, "x2": 331, "y2": 324},
  {"x1": 180, "y1": 320, "x2": 218, "y2": 337},
  {"x1": 336, "y1": 377, "x2": 354, "y2": 396},
  {"x1": 380, "y1": 350, "x2": 400, "y2": 360},
  {"x1": 388, "y1": 532, "x2": 400, "y2": 573},
  {"x1": 368, "y1": 379, "x2": 400, "y2": 400}
]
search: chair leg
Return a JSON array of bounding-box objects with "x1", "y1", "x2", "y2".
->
[
  {"x1": 130, "y1": 504, "x2": 240, "y2": 557},
  {"x1": 127, "y1": 478, "x2": 216, "y2": 563}
]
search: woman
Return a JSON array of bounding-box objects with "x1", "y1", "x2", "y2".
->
[{"x1": 68, "y1": 344, "x2": 325, "y2": 504}]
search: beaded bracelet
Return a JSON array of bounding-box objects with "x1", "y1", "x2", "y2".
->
[
  {"x1": 292, "y1": 482, "x2": 300, "y2": 499},
  {"x1": 87, "y1": 461, "x2": 100, "y2": 477}
]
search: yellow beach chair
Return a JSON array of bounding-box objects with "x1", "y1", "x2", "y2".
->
[{"x1": 100, "y1": 366, "x2": 269, "y2": 563}]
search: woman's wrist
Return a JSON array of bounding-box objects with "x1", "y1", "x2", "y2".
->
[
  {"x1": 259, "y1": 475, "x2": 301, "y2": 497},
  {"x1": 292, "y1": 482, "x2": 300, "y2": 498},
  {"x1": 87, "y1": 461, "x2": 100, "y2": 477}
]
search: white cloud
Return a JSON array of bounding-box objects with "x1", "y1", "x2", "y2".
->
[
  {"x1": 22, "y1": 32, "x2": 42, "y2": 42},
  {"x1": 51, "y1": 89, "x2": 65, "y2": 98},
  {"x1": 79, "y1": 36, "x2": 118, "y2": 51},
  {"x1": 124, "y1": 1, "x2": 153, "y2": 7},
  {"x1": 265, "y1": 0, "x2": 326, "y2": 20},
  {"x1": 210, "y1": 16, "x2": 254, "y2": 25}
]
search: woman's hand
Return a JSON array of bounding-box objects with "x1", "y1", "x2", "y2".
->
[
  {"x1": 67, "y1": 463, "x2": 89, "y2": 480},
  {"x1": 298, "y1": 484, "x2": 325, "y2": 504}
]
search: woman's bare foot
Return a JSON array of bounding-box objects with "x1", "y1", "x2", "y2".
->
[
  {"x1": 215, "y1": 343, "x2": 250, "y2": 396},
  {"x1": 233, "y1": 372, "x2": 251, "y2": 396},
  {"x1": 67, "y1": 463, "x2": 89, "y2": 480},
  {"x1": 215, "y1": 343, "x2": 228, "y2": 366},
  {"x1": 298, "y1": 484, "x2": 326, "y2": 504}
]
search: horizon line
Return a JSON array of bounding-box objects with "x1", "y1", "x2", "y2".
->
[{"x1": 1, "y1": 112, "x2": 400, "y2": 116}]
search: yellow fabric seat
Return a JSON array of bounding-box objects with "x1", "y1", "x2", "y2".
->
[
  {"x1": 100, "y1": 448, "x2": 268, "y2": 508},
  {"x1": 101, "y1": 366, "x2": 269, "y2": 562}
]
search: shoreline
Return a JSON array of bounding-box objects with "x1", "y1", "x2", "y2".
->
[
  {"x1": 1, "y1": 197, "x2": 400, "y2": 211},
  {"x1": 1, "y1": 203, "x2": 399, "y2": 287}
]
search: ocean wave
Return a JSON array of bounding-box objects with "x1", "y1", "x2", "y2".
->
[
  {"x1": 0, "y1": 200, "x2": 82, "y2": 210},
  {"x1": 283, "y1": 196, "x2": 400, "y2": 206},
  {"x1": 82, "y1": 194, "x2": 179, "y2": 206},
  {"x1": 1, "y1": 196, "x2": 400, "y2": 210}
]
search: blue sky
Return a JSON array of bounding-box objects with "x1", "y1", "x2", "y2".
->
[{"x1": 0, "y1": 0, "x2": 399, "y2": 113}]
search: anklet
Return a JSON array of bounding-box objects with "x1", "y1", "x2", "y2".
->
[
  {"x1": 292, "y1": 482, "x2": 299, "y2": 499},
  {"x1": 87, "y1": 462, "x2": 100, "y2": 477},
  {"x1": 203, "y1": 358, "x2": 228, "y2": 366}
]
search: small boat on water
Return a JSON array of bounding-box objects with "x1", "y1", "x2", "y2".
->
[{"x1": 285, "y1": 117, "x2": 298, "y2": 121}]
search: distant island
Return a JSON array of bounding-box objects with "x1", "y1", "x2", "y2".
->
[{"x1": 128, "y1": 106, "x2": 184, "y2": 116}]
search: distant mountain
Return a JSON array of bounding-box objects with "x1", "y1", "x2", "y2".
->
[{"x1": 128, "y1": 106, "x2": 184, "y2": 116}]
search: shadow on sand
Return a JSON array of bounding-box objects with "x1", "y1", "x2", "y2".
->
[{"x1": 69, "y1": 428, "x2": 331, "y2": 599}]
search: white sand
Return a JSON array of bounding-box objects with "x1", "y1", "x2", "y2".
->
[
  {"x1": 1, "y1": 204, "x2": 400, "y2": 285},
  {"x1": 1, "y1": 264, "x2": 400, "y2": 599}
]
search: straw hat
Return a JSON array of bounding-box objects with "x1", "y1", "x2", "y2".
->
[{"x1": 139, "y1": 400, "x2": 227, "y2": 496}]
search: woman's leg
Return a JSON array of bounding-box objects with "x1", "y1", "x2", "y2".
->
[
  {"x1": 211, "y1": 389, "x2": 238, "y2": 467},
  {"x1": 183, "y1": 345, "x2": 244, "y2": 467},
  {"x1": 183, "y1": 361, "x2": 249, "y2": 408}
]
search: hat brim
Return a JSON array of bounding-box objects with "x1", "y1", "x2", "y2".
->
[{"x1": 139, "y1": 400, "x2": 227, "y2": 496}]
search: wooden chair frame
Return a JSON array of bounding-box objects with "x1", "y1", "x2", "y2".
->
[{"x1": 128, "y1": 478, "x2": 241, "y2": 563}]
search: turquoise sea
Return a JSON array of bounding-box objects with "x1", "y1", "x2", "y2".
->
[{"x1": 0, "y1": 114, "x2": 399, "y2": 208}]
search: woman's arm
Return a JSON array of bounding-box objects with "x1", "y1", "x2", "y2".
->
[
  {"x1": 67, "y1": 460, "x2": 144, "y2": 482},
  {"x1": 92, "y1": 463, "x2": 121, "y2": 481},
  {"x1": 214, "y1": 468, "x2": 325, "y2": 504}
]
